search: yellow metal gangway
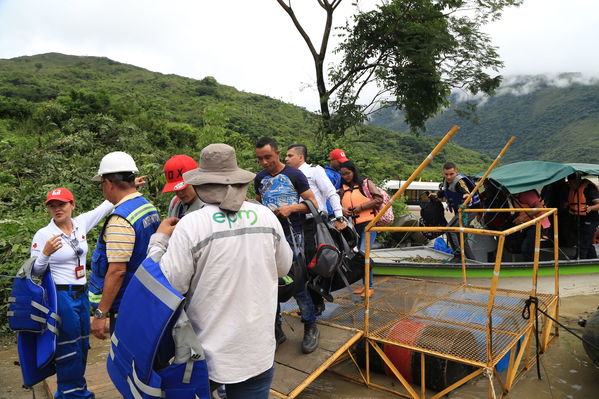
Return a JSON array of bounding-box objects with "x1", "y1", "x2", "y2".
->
[{"x1": 271, "y1": 126, "x2": 559, "y2": 399}]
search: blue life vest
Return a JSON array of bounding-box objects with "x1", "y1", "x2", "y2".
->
[
  {"x1": 89, "y1": 196, "x2": 160, "y2": 312},
  {"x1": 8, "y1": 258, "x2": 59, "y2": 387},
  {"x1": 107, "y1": 256, "x2": 210, "y2": 399},
  {"x1": 324, "y1": 165, "x2": 341, "y2": 216},
  {"x1": 442, "y1": 174, "x2": 481, "y2": 212}
]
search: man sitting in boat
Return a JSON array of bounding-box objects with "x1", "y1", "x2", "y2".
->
[{"x1": 566, "y1": 173, "x2": 599, "y2": 259}]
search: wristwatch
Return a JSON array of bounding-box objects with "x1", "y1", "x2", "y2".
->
[{"x1": 94, "y1": 308, "x2": 108, "y2": 319}]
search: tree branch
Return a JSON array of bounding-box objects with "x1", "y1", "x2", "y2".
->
[{"x1": 276, "y1": 0, "x2": 319, "y2": 60}]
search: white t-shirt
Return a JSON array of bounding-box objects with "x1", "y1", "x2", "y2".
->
[
  {"x1": 298, "y1": 162, "x2": 343, "y2": 218},
  {"x1": 148, "y1": 201, "x2": 292, "y2": 384},
  {"x1": 30, "y1": 200, "x2": 114, "y2": 284}
]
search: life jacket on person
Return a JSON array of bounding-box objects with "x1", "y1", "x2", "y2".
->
[
  {"x1": 107, "y1": 256, "x2": 210, "y2": 399},
  {"x1": 442, "y1": 174, "x2": 481, "y2": 212},
  {"x1": 513, "y1": 190, "x2": 546, "y2": 223},
  {"x1": 8, "y1": 258, "x2": 59, "y2": 387},
  {"x1": 568, "y1": 179, "x2": 593, "y2": 216},
  {"x1": 89, "y1": 196, "x2": 160, "y2": 312},
  {"x1": 341, "y1": 183, "x2": 376, "y2": 224}
]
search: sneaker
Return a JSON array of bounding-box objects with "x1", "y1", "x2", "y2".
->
[
  {"x1": 275, "y1": 323, "x2": 286, "y2": 349},
  {"x1": 301, "y1": 323, "x2": 320, "y2": 354},
  {"x1": 353, "y1": 286, "x2": 365, "y2": 295}
]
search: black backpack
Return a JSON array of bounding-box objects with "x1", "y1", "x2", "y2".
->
[{"x1": 304, "y1": 200, "x2": 343, "y2": 278}]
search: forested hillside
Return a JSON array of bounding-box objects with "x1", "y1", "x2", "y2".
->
[
  {"x1": 370, "y1": 74, "x2": 599, "y2": 162},
  {"x1": 0, "y1": 53, "x2": 490, "y2": 330}
]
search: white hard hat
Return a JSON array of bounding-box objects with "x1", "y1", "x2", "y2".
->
[{"x1": 92, "y1": 151, "x2": 139, "y2": 181}]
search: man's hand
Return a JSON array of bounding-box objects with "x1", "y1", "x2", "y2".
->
[
  {"x1": 134, "y1": 175, "x2": 148, "y2": 187},
  {"x1": 157, "y1": 217, "x2": 180, "y2": 236},
  {"x1": 274, "y1": 205, "x2": 293, "y2": 218},
  {"x1": 333, "y1": 220, "x2": 347, "y2": 230},
  {"x1": 91, "y1": 316, "x2": 108, "y2": 340}
]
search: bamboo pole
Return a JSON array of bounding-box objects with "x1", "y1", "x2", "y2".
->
[
  {"x1": 459, "y1": 208, "x2": 467, "y2": 284},
  {"x1": 371, "y1": 225, "x2": 501, "y2": 235},
  {"x1": 531, "y1": 222, "x2": 541, "y2": 298},
  {"x1": 370, "y1": 340, "x2": 421, "y2": 399},
  {"x1": 421, "y1": 352, "x2": 426, "y2": 399},
  {"x1": 505, "y1": 327, "x2": 533, "y2": 390},
  {"x1": 365, "y1": 125, "x2": 460, "y2": 231},
  {"x1": 460, "y1": 136, "x2": 515, "y2": 209},
  {"x1": 500, "y1": 208, "x2": 556, "y2": 236},
  {"x1": 364, "y1": 230, "x2": 372, "y2": 386},
  {"x1": 552, "y1": 212, "x2": 560, "y2": 338},
  {"x1": 430, "y1": 368, "x2": 484, "y2": 399},
  {"x1": 485, "y1": 235, "x2": 505, "y2": 365},
  {"x1": 285, "y1": 331, "x2": 364, "y2": 399}
]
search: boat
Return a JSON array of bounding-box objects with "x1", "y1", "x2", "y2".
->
[{"x1": 372, "y1": 161, "x2": 599, "y2": 277}]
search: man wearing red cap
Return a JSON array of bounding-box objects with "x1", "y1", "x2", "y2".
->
[
  {"x1": 162, "y1": 155, "x2": 205, "y2": 218},
  {"x1": 325, "y1": 149, "x2": 349, "y2": 215}
]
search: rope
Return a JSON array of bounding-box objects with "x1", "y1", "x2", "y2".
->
[
  {"x1": 522, "y1": 295, "x2": 599, "y2": 381},
  {"x1": 483, "y1": 368, "x2": 497, "y2": 399}
]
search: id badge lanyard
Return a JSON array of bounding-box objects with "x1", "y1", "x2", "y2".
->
[{"x1": 63, "y1": 233, "x2": 85, "y2": 279}]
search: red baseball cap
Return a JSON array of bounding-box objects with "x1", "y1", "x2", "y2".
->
[
  {"x1": 329, "y1": 149, "x2": 349, "y2": 163},
  {"x1": 162, "y1": 155, "x2": 198, "y2": 193},
  {"x1": 45, "y1": 187, "x2": 75, "y2": 205}
]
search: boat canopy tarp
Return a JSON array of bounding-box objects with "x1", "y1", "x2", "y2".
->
[{"x1": 482, "y1": 161, "x2": 599, "y2": 194}]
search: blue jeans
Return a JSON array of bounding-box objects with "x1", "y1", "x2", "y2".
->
[
  {"x1": 54, "y1": 288, "x2": 94, "y2": 399},
  {"x1": 211, "y1": 365, "x2": 274, "y2": 399},
  {"x1": 356, "y1": 223, "x2": 377, "y2": 288}
]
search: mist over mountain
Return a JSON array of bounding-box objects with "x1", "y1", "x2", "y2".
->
[{"x1": 371, "y1": 74, "x2": 599, "y2": 163}]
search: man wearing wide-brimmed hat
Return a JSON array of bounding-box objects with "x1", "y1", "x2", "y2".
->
[{"x1": 147, "y1": 143, "x2": 292, "y2": 399}]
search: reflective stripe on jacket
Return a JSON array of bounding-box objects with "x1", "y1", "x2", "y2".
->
[{"x1": 107, "y1": 256, "x2": 210, "y2": 399}]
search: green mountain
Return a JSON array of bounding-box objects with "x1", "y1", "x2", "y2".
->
[
  {"x1": 0, "y1": 53, "x2": 491, "y2": 330},
  {"x1": 370, "y1": 74, "x2": 599, "y2": 163}
]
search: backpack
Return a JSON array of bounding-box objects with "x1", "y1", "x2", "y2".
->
[
  {"x1": 362, "y1": 179, "x2": 394, "y2": 227},
  {"x1": 304, "y1": 200, "x2": 343, "y2": 278},
  {"x1": 277, "y1": 223, "x2": 307, "y2": 303}
]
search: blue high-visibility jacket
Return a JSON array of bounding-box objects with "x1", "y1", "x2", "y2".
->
[
  {"x1": 89, "y1": 195, "x2": 160, "y2": 312},
  {"x1": 107, "y1": 256, "x2": 210, "y2": 399}
]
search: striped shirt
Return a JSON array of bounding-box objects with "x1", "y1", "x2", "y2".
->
[{"x1": 103, "y1": 192, "x2": 142, "y2": 263}]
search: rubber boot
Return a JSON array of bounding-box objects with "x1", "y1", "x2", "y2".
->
[
  {"x1": 275, "y1": 323, "x2": 286, "y2": 349},
  {"x1": 301, "y1": 323, "x2": 319, "y2": 354}
]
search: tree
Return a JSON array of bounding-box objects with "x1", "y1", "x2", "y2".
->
[{"x1": 275, "y1": 0, "x2": 523, "y2": 138}]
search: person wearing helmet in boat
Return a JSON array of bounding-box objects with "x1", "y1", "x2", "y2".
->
[
  {"x1": 162, "y1": 154, "x2": 205, "y2": 218},
  {"x1": 89, "y1": 151, "x2": 161, "y2": 339},
  {"x1": 566, "y1": 173, "x2": 599, "y2": 259}
]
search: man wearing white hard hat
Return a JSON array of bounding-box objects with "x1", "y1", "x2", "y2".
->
[{"x1": 89, "y1": 151, "x2": 161, "y2": 339}]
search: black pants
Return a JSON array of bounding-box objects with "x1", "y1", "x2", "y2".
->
[{"x1": 579, "y1": 218, "x2": 599, "y2": 259}]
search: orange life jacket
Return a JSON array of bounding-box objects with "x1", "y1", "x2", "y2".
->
[
  {"x1": 568, "y1": 180, "x2": 591, "y2": 216},
  {"x1": 341, "y1": 183, "x2": 375, "y2": 224}
]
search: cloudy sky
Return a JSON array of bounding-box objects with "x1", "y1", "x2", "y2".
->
[{"x1": 0, "y1": 0, "x2": 598, "y2": 111}]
